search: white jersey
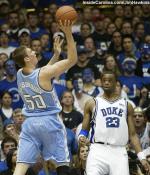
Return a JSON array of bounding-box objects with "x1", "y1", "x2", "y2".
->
[{"x1": 90, "y1": 96, "x2": 129, "y2": 146}]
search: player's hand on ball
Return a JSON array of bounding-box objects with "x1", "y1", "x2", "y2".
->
[
  {"x1": 140, "y1": 159, "x2": 150, "y2": 174},
  {"x1": 53, "y1": 36, "x2": 63, "y2": 57},
  {"x1": 58, "y1": 20, "x2": 73, "y2": 34}
]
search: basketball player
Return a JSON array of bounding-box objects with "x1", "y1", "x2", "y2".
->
[
  {"x1": 79, "y1": 71, "x2": 150, "y2": 175},
  {"x1": 12, "y1": 20, "x2": 77, "y2": 175}
]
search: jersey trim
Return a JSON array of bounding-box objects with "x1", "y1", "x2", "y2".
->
[
  {"x1": 90, "y1": 98, "x2": 97, "y2": 143},
  {"x1": 100, "y1": 96, "x2": 122, "y2": 104},
  {"x1": 37, "y1": 68, "x2": 54, "y2": 92}
]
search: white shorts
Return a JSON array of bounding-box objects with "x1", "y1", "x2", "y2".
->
[{"x1": 85, "y1": 143, "x2": 129, "y2": 175}]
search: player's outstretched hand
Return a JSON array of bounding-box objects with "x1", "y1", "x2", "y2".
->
[
  {"x1": 58, "y1": 20, "x2": 73, "y2": 34},
  {"x1": 53, "y1": 36, "x2": 64, "y2": 57},
  {"x1": 140, "y1": 159, "x2": 150, "y2": 175}
]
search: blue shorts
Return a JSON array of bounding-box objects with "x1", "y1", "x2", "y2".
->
[{"x1": 17, "y1": 114, "x2": 70, "y2": 165}]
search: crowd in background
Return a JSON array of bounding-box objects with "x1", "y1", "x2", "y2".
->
[{"x1": 0, "y1": 0, "x2": 149, "y2": 175}]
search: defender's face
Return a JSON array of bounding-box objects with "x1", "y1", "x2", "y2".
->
[{"x1": 102, "y1": 74, "x2": 116, "y2": 92}]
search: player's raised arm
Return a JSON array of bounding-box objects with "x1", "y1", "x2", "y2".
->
[
  {"x1": 41, "y1": 20, "x2": 77, "y2": 79},
  {"x1": 47, "y1": 36, "x2": 64, "y2": 65},
  {"x1": 127, "y1": 102, "x2": 150, "y2": 173}
]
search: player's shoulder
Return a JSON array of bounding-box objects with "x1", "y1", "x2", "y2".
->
[{"x1": 85, "y1": 97, "x2": 95, "y2": 108}]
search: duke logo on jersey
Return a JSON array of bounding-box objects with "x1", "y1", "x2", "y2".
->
[{"x1": 90, "y1": 96, "x2": 128, "y2": 146}]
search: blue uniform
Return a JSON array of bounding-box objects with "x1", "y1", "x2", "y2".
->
[{"x1": 16, "y1": 68, "x2": 69, "y2": 165}]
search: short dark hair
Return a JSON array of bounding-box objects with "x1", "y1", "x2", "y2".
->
[
  {"x1": 80, "y1": 22, "x2": 92, "y2": 31},
  {"x1": 12, "y1": 46, "x2": 27, "y2": 67},
  {"x1": 1, "y1": 136, "x2": 17, "y2": 151},
  {"x1": 122, "y1": 34, "x2": 134, "y2": 42},
  {"x1": 101, "y1": 70, "x2": 118, "y2": 81}
]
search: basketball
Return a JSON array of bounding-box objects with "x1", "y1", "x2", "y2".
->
[{"x1": 55, "y1": 6, "x2": 78, "y2": 24}]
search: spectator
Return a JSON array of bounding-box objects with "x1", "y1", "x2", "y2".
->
[
  {"x1": 121, "y1": 21, "x2": 133, "y2": 35},
  {"x1": 106, "y1": 23, "x2": 117, "y2": 42},
  {"x1": 108, "y1": 30, "x2": 123, "y2": 57},
  {"x1": 0, "y1": 91, "x2": 13, "y2": 123},
  {"x1": 61, "y1": 90, "x2": 83, "y2": 132},
  {"x1": 18, "y1": 28, "x2": 31, "y2": 47},
  {"x1": 114, "y1": 17, "x2": 123, "y2": 30},
  {"x1": 134, "y1": 22, "x2": 145, "y2": 49},
  {"x1": 72, "y1": 76, "x2": 92, "y2": 114},
  {"x1": 74, "y1": 23, "x2": 92, "y2": 46},
  {"x1": 133, "y1": 107, "x2": 150, "y2": 150},
  {"x1": 132, "y1": 16, "x2": 141, "y2": 28},
  {"x1": 114, "y1": 5, "x2": 124, "y2": 18},
  {"x1": 91, "y1": 7, "x2": 101, "y2": 19},
  {"x1": 0, "y1": 53, "x2": 8, "y2": 80},
  {"x1": 124, "y1": 5, "x2": 133, "y2": 20},
  {"x1": 12, "y1": 108, "x2": 25, "y2": 133},
  {"x1": 145, "y1": 34, "x2": 150, "y2": 44},
  {"x1": 103, "y1": 54, "x2": 121, "y2": 76},
  {"x1": 40, "y1": 33, "x2": 52, "y2": 60},
  {"x1": 41, "y1": 11, "x2": 53, "y2": 34},
  {"x1": 27, "y1": 11, "x2": 45, "y2": 39},
  {"x1": 0, "y1": 0, "x2": 10, "y2": 25},
  {"x1": 119, "y1": 58, "x2": 144, "y2": 105},
  {"x1": 136, "y1": 43, "x2": 150, "y2": 86},
  {"x1": 0, "y1": 136, "x2": 17, "y2": 172},
  {"x1": 139, "y1": 87, "x2": 149, "y2": 108},
  {"x1": 0, "y1": 23, "x2": 9, "y2": 33},
  {"x1": 91, "y1": 16, "x2": 107, "y2": 47},
  {"x1": 3, "y1": 119, "x2": 19, "y2": 142},
  {"x1": 142, "y1": 4, "x2": 150, "y2": 22},
  {"x1": 50, "y1": 21, "x2": 61, "y2": 37},
  {"x1": 82, "y1": 7, "x2": 92, "y2": 23},
  {"x1": 0, "y1": 59, "x2": 24, "y2": 109},
  {"x1": 48, "y1": 3, "x2": 58, "y2": 17},
  {"x1": 117, "y1": 34, "x2": 141, "y2": 67},
  {"x1": 31, "y1": 39, "x2": 49, "y2": 67},
  {"x1": 66, "y1": 46, "x2": 101, "y2": 90},
  {"x1": 82, "y1": 68, "x2": 103, "y2": 97},
  {"x1": 7, "y1": 11, "x2": 19, "y2": 43},
  {"x1": 103, "y1": 17, "x2": 112, "y2": 31},
  {"x1": 73, "y1": 145, "x2": 89, "y2": 175},
  {"x1": 84, "y1": 36, "x2": 104, "y2": 73},
  {"x1": 0, "y1": 32, "x2": 16, "y2": 57},
  {"x1": 133, "y1": 5, "x2": 143, "y2": 18},
  {"x1": 0, "y1": 148, "x2": 36, "y2": 175}
]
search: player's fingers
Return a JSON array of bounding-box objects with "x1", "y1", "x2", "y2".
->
[
  {"x1": 58, "y1": 20, "x2": 63, "y2": 27},
  {"x1": 54, "y1": 36, "x2": 59, "y2": 44}
]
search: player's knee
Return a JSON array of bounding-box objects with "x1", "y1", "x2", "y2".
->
[{"x1": 56, "y1": 165, "x2": 70, "y2": 175}]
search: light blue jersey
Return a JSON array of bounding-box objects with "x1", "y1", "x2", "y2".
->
[
  {"x1": 16, "y1": 68, "x2": 69, "y2": 165},
  {"x1": 17, "y1": 68, "x2": 62, "y2": 117}
]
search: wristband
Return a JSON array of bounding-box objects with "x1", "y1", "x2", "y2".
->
[
  {"x1": 137, "y1": 151, "x2": 146, "y2": 161},
  {"x1": 79, "y1": 129, "x2": 89, "y2": 138}
]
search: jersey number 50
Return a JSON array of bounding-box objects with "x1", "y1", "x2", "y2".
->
[
  {"x1": 24, "y1": 94, "x2": 46, "y2": 110},
  {"x1": 106, "y1": 117, "x2": 120, "y2": 128}
]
